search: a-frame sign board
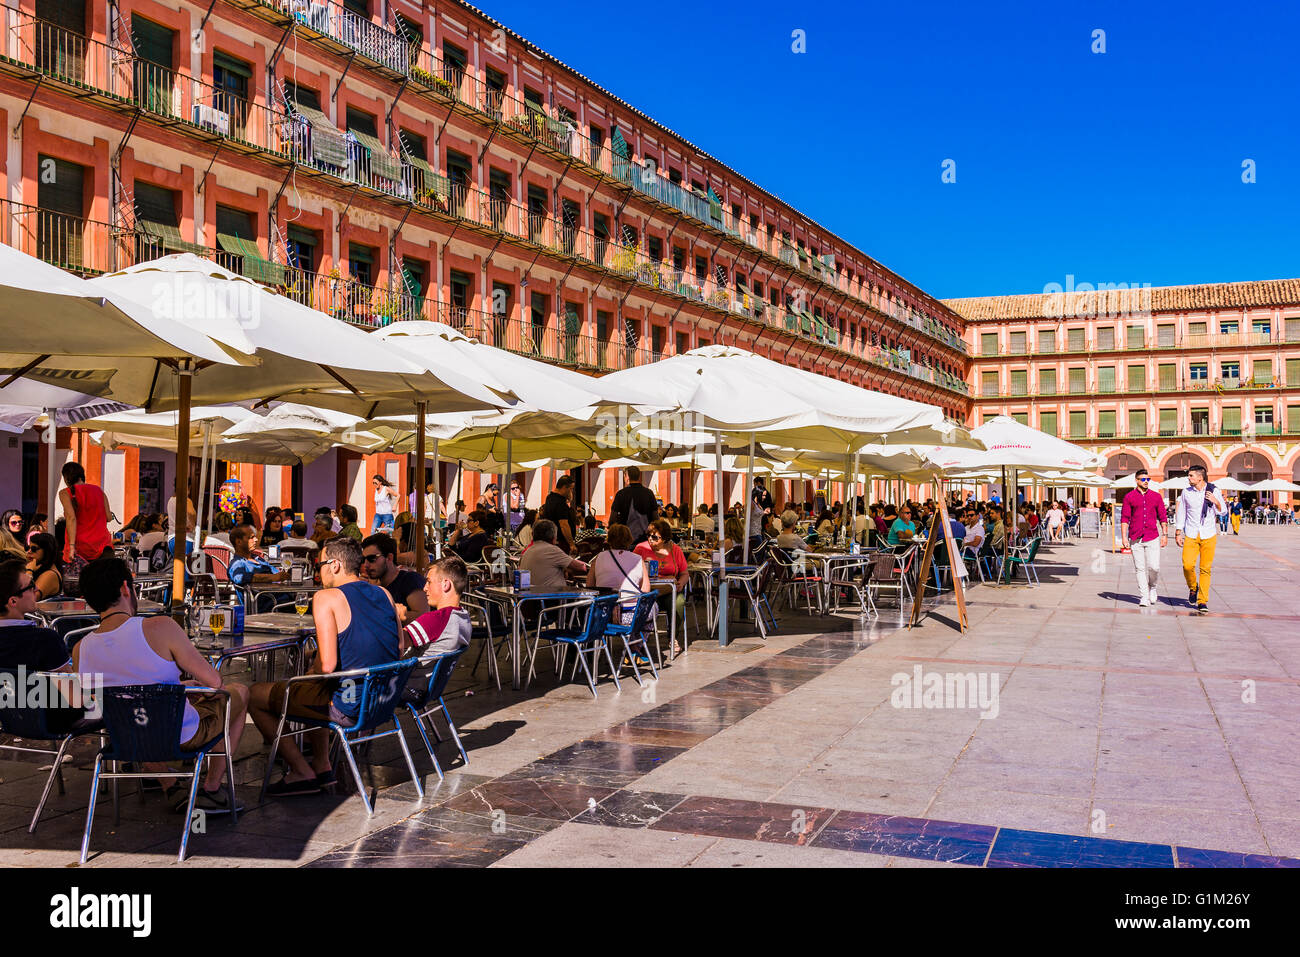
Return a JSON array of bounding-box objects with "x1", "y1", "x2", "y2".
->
[{"x1": 908, "y1": 488, "x2": 969, "y2": 632}]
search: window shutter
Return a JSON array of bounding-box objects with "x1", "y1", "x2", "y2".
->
[
  {"x1": 1069, "y1": 411, "x2": 1086, "y2": 437},
  {"x1": 1039, "y1": 411, "x2": 1057, "y2": 436},
  {"x1": 1098, "y1": 366, "x2": 1115, "y2": 392},
  {"x1": 1096, "y1": 327, "x2": 1114, "y2": 350},
  {"x1": 37, "y1": 155, "x2": 84, "y2": 215},
  {"x1": 1287, "y1": 358, "x2": 1300, "y2": 386},
  {"x1": 1038, "y1": 369, "x2": 1056, "y2": 394},
  {"x1": 1012, "y1": 412, "x2": 1028, "y2": 425},
  {"x1": 1098, "y1": 410, "x2": 1116, "y2": 436},
  {"x1": 1009, "y1": 331, "x2": 1026, "y2": 354},
  {"x1": 1128, "y1": 365, "x2": 1146, "y2": 391},
  {"x1": 1222, "y1": 407, "x2": 1241, "y2": 434},
  {"x1": 1157, "y1": 324, "x2": 1176, "y2": 347},
  {"x1": 1159, "y1": 409, "x2": 1177, "y2": 435},
  {"x1": 1127, "y1": 325, "x2": 1144, "y2": 349},
  {"x1": 131, "y1": 15, "x2": 174, "y2": 68},
  {"x1": 1254, "y1": 359, "x2": 1272, "y2": 382},
  {"x1": 1010, "y1": 369, "x2": 1027, "y2": 395},
  {"x1": 1288, "y1": 405, "x2": 1300, "y2": 433},
  {"x1": 1128, "y1": 409, "x2": 1146, "y2": 437},
  {"x1": 1158, "y1": 364, "x2": 1176, "y2": 390},
  {"x1": 1067, "y1": 328, "x2": 1085, "y2": 351},
  {"x1": 1069, "y1": 368, "x2": 1086, "y2": 393},
  {"x1": 981, "y1": 333, "x2": 998, "y2": 355},
  {"x1": 133, "y1": 181, "x2": 177, "y2": 225},
  {"x1": 1188, "y1": 321, "x2": 1207, "y2": 339},
  {"x1": 1286, "y1": 318, "x2": 1300, "y2": 342},
  {"x1": 981, "y1": 371, "x2": 999, "y2": 395},
  {"x1": 1037, "y1": 329, "x2": 1055, "y2": 353}
]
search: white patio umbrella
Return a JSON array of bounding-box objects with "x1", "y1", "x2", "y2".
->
[
  {"x1": 1111, "y1": 472, "x2": 1162, "y2": 491},
  {"x1": 598, "y1": 346, "x2": 971, "y2": 639},
  {"x1": 1210, "y1": 476, "x2": 1253, "y2": 492},
  {"x1": 1249, "y1": 478, "x2": 1300, "y2": 493}
]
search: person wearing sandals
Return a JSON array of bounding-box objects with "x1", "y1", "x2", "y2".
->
[
  {"x1": 248, "y1": 536, "x2": 402, "y2": 797},
  {"x1": 72, "y1": 557, "x2": 249, "y2": 813}
]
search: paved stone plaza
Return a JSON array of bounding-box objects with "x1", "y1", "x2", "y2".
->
[{"x1": 2, "y1": 525, "x2": 1298, "y2": 868}]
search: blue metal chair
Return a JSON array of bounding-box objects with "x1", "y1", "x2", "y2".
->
[
  {"x1": 604, "y1": 591, "x2": 661, "y2": 685},
  {"x1": 0, "y1": 669, "x2": 102, "y2": 833},
  {"x1": 258, "y1": 658, "x2": 422, "y2": 815},
  {"x1": 402, "y1": 648, "x2": 468, "y2": 780},
  {"x1": 464, "y1": 594, "x2": 509, "y2": 690},
  {"x1": 81, "y1": 684, "x2": 235, "y2": 863},
  {"x1": 525, "y1": 594, "x2": 619, "y2": 697}
]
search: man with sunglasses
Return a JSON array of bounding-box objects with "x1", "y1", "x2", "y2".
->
[
  {"x1": 360, "y1": 533, "x2": 428, "y2": 626},
  {"x1": 0, "y1": 559, "x2": 68, "y2": 671},
  {"x1": 1120, "y1": 469, "x2": 1168, "y2": 608},
  {"x1": 1174, "y1": 465, "x2": 1227, "y2": 614}
]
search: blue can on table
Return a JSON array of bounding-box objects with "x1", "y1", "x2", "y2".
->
[{"x1": 647, "y1": 559, "x2": 660, "y2": 579}]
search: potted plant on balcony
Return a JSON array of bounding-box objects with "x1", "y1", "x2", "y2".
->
[{"x1": 610, "y1": 247, "x2": 636, "y2": 276}]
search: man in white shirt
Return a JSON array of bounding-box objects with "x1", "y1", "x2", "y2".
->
[
  {"x1": 1174, "y1": 465, "x2": 1227, "y2": 614},
  {"x1": 690, "y1": 504, "x2": 716, "y2": 535},
  {"x1": 961, "y1": 509, "x2": 985, "y2": 551}
]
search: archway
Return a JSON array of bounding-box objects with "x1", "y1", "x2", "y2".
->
[{"x1": 1157, "y1": 448, "x2": 1210, "y2": 481}]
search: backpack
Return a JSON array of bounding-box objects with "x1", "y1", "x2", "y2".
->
[{"x1": 626, "y1": 496, "x2": 650, "y2": 542}]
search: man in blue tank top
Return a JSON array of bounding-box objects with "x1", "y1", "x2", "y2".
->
[{"x1": 249, "y1": 536, "x2": 402, "y2": 797}]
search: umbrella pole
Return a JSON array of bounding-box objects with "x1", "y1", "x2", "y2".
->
[
  {"x1": 503, "y1": 439, "x2": 512, "y2": 538},
  {"x1": 202, "y1": 445, "x2": 217, "y2": 562},
  {"x1": 171, "y1": 363, "x2": 193, "y2": 615},
  {"x1": 742, "y1": 434, "x2": 755, "y2": 564},
  {"x1": 44, "y1": 407, "x2": 57, "y2": 522},
  {"x1": 414, "y1": 401, "x2": 427, "y2": 573},
  {"x1": 715, "y1": 431, "x2": 728, "y2": 647},
  {"x1": 191, "y1": 420, "x2": 212, "y2": 572},
  {"x1": 432, "y1": 437, "x2": 441, "y2": 559}
]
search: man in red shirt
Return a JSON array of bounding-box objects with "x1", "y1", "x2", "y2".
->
[{"x1": 1120, "y1": 469, "x2": 1168, "y2": 608}]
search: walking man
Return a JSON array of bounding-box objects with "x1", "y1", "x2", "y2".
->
[
  {"x1": 1174, "y1": 465, "x2": 1227, "y2": 614},
  {"x1": 1120, "y1": 469, "x2": 1167, "y2": 607}
]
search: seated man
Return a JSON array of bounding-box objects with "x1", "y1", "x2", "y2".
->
[
  {"x1": 401, "y1": 554, "x2": 473, "y2": 697},
  {"x1": 691, "y1": 504, "x2": 716, "y2": 535},
  {"x1": 227, "y1": 525, "x2": 291, "y2": 612},
  {"x1": 72, "y1": 557, "x2": 248, "y2": 812},
  {"x1": 279, "y1": 520, "x2": 319, "y2": 553},
  {"x1": 249, "y1": 536, "x2": 402, "y2": 796},
  {"x1": 338, "y1": 504, "x2": 363, "y2": 542},
  {"x1": 361, "y1": 532, "x2": 428, "y2": 626},
  {"x1": 518, "y1": 519, "x2": 587, "y2": 591},
  {"x1": 775, "y1": 517, "x2": 804, "y2": 550},
  {"x1": 447, "y1": 510, "x2": 492, "y2": 564},
  {"x1": 0, "y1": 559, "x2": 70, "y2": 671},
  {"x1": 962, "y1": 509, "x2": 986, "y2": 551}
]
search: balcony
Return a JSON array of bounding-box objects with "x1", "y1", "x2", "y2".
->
[{"x1": 269, "y1": 0, "x2": 409, "y2": 74}]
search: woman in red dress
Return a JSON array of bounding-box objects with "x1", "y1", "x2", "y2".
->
[{"x1": 59, "y1": 461, "x2": 114, "y2": 567}]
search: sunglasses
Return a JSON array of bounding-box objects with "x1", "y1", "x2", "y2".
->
[
  {"x1": 361, "y1": 554, "x2": 382, "y2": 563},
  {"x1": 1137, "y1": 477, "x2": 1150, "y2": 482}
]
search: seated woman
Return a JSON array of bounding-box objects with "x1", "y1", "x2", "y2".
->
[
  {"x1": 136, "y1": 513, "x2": 168, "y2": 555},
  {"x1": 26, "y1": 532, "x2": 63, "y2": 600},
  {"x1": 586, "y1": 524, "x2": 650, "y2": 627},
  {"x1": 634, "y1": 519, "x2": 688, "y2": 651}
]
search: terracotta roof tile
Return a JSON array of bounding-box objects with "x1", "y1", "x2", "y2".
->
[{"x1": 943, "y1": 278, "x2": 1300, "y2": 322}]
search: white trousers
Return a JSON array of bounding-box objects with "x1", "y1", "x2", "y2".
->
[{"x1": 1131, "y1": 538, "x2": 1161, "y2": 596}]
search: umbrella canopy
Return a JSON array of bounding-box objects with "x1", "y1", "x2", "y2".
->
[
  {"x1": 0, "y1": 245, "x2": 245, "y2": 403},
  {"x1": 1110, "y1": 472, "x2": 1159, "y2": 490},
  {"x1": 1249, "y1": 478, "x2": 1300, "y2": 493},
  {"x1": 85, "y1": 256, "x2": 506, "y2": 413},
  {"x1": 597, "y1": 345, "x2": 969, "y2": 454},
  {"x1": 1210, "y1": 476, "x2": 1253, "y2": 492},
  {"x1": 927, "y1": 416, "x2": 1105, "y2": 473},
  {"x1": 0, "y1": 381, "x2": 133, "y2": 431},
  {"x1": 80, "y1": 405, "x2": 257, "y2": 442}
]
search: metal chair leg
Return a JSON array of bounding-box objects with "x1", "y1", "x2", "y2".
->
[
  {"x1": 30, "y1": 735, "x2": 74, "y2": 833},
  {"x1": 177, "y1": 756, "x2": 204, "y2": 863},
  {"x1": 394, "y1": 719, "x2": 424, "y2": 799},
  {"x1": 79, "y1": 754, "x2": 103, "y2": 864},
  {"x1": 337, "y1": 730, "x2": 373, "y2": 816}
]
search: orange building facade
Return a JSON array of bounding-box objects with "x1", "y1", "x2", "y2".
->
[
  {"x1": 946, "y1": 280, "x2": 1300, "y2": 496},
  {"x1": 0, "y1": 0, "x2": 971, "y2": 524}
]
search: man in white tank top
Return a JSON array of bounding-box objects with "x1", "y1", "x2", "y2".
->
[{"x1": 71, "y1": 558, "x2": 249, "y2": 814}]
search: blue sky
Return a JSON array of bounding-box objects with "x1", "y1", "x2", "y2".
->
[{"x1": 475, "y1": 0, "x2": 1299, "y2": 299}]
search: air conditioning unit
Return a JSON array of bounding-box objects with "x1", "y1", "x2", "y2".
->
[{"x1": 193, "y1": 103, "x2": 231, "y2": 136}]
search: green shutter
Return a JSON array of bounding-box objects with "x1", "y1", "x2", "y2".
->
[
  {"x1": 1158, "y1": 364, "x2": 1176, "y2": 390},
  {"x1": 981, "y1": 333, "x2": 998, "y2": 355},
  {"x1": 981, "y1": 371, "x2": 999, "y2": 395},
  {"x1": 1069, "y1": 411, "x2": 1086, "y2": 437},
  {"x1": 1037, "y1": 329, "x2": 1055, "y2": 353},
  {"x1": 1129, "y1": 365, "x2": 1146, "y2": 391},
  {"x1": 1038, "y1": 369, "x2": 1056, "y2": 394},
  {"x1": 1040, "y1": 411, "x2": 1057, "y2": 436},
  {"x1": 37, "y1": 155, "x2": 84, "y2": 215},
  {"x1": 215, "y1": 233, "x2": 284, "y2": 285},
  {"x1": 132, "y1": 16, "x2": 174, "y2": 68},
  {"x1": 1159, "y1": 409, "x2": 1177, "y2": 435},
  {"x1": 1288, "y1": 405, "x2": 1300, "y2": 433},
  {"x1": 213, "y1": 50, "x2": 252, "y2": 78},
  {"x1": 1010, "y1": 369, "x2": 1027, "y2": 395},
  {"x1": 1127, "y1": 325, "x2": 1144, "y2": 348},
  {"x1": 1221, "y1": 407, "x2": 1241, "y2": 434},
  {"x1": 1288, "y1": 358, "x2": 1300, "y2": 387},
  {"x1": 1098, "y1": 410, "x2": 1116, "y2": 437},
  {"x1": 1128, "y1": 409, "x2": 1146, "y2": 437},
  {"x1": 1287, "y1": 318, "x2": 1300, "y2": 342},
  {"x1": 1098, "y1": 366, "x2": 1115, "y2": 392},
  {"x1": 1069, "y1": 368, "x2": 1086, "y2": 393},
  {"x1": 1067, "y1": 328, "x2": 1085, "y2": 351},
  {"x1": 1012, "y1": 412, "x2": 1028, "y2": 425}
]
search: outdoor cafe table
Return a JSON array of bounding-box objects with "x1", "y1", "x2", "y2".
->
[
  {"x1": 198, "y1": 613, "x2": 316, "y2": 680},
  {"x1": 479, "y1": 584, "x2": 599, "y2": 690},
  {"x1": 243, "y1": 580, "x2": 320, "y2": 613},
  {"x1": 649, "y1": 577, "x2": 683, "y2": 659},
  {"x1": 800, "y1": 550, "x2": 874, "y2": 609}
]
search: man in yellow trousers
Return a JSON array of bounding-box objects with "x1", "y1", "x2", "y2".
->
[{"x1": 1174, "y1": 465, "x2": 1227, "y2": 615}]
